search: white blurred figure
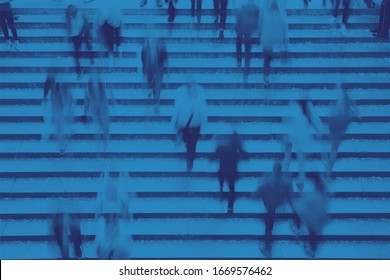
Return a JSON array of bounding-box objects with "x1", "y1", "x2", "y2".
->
[
  {"x1": 283, "y1": 99, "x2": 326, "y2": 189},
  {"x1": 259, "y1": 0, "x2": 288, "y2": 86},
  {"x1": 95, "y1": 169, "x2": 131, "y2": 259},
  {"x1": 96, "y1": 1, "x2": 122, "y2": 67},
  {"x1": 84, "y1": 71, "x2": 112, "y2": 151},
  {"x1": 290, "y1": 172, "x2": 329, "y2": 258},
  {"x1": 327, "y1": 87, "x2": 359, "y2": 173},
  {"x1": 43, "y1": 69, "x2": 73, "y2": 154},
  {"x1": 172, "y1": 81, "x2": 207, "y2": 171}
]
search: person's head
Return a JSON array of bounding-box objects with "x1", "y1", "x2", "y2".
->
[{"x1": 66, "y1": 4, "x2": 78, "y2": 19}]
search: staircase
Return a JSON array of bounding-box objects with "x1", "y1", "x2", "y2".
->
[{"x1": 0, "y1": 0, "x2": 389, "y2": 259}]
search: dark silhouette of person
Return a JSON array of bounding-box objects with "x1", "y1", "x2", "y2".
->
[
  {"x1": 0, "y1": 0, "x2": 19, "y2": 50},
  {"x1": 235, "y1": 0, "x2": 259, "y2": 81},
  {"x1": 191, "y1": 0, "x2": 202, "y2": 27},
  {"x1": 166, "y1": 0, "x2": 178, "y2": 22},
  {"x1": 53, "y1": 213, "x2": 82, "y2": 259},
  {"x1": 370, "y1": 0, "x2": 390, "y2": 38},
  {"x1": 214, "y1": 0, "x2": 228, "y2": 38},
  {"x1": 256, "y1": 162, "x2": 293, "y2": 257},
  {"x1": 215, "y1": 132, "x2": 246, "y2": 214}
]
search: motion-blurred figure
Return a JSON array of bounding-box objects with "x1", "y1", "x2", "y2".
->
[
  {"x1": 96, "y1": 170, "x2": 131, "y2": 259},
  {"x1": 235, "y1": 0, "x2": 259, "y2": 81},
  {"x1": 43, "y1": 70, "x2": 73, "y2": 154},
  {"x1": 256, "y1": 162, "x2": 293, "y2": 257},
  {"x1": 215, "y1": 132, "x2": 246, "y2": 214},
  {"x1": 66, "y1": 4, "x2": 94, "y2": 77},
  {"x1": 84, "y1": 72, "x2": 111, "y2": 150},
  {"x1": 290, "y1": 172, "x2": 328, "y2": 258},
  {"x1": 370, "y1": 0, "x2": 390, "y2": 38},
  {"x1": 142, "y1": 37, "x2": 167, "y2": 112},
  {"x1": 214, "y1": 0, "x2": 228, "y2": 38},
  {"x1": 283, "y1": 99, "x2": 325, "y2": 189},
  {"x1": 173, "y1": 82, "x2": 207, "y2": 171},
  {"x1": 97, "y1": 2, "x2": 122, "y2": 65},
  {"x1": 0, "y1": 0, "x2": 19, "y2": 50},
  {"x1": 260, "y1": 0, "x2": 288, "y2": 86},
  {"x1": 327, "y1": 88, "x2": 359, "y2": 173},
  {"x1": 53, "y1": 213, "x2": 82, "y2": 259},
  {"x1": 332, "y1": 0, "x2": 351, "y2": 31}
]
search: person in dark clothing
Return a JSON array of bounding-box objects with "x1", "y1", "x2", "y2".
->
[
  {"x1": 370, "y1": 0, "x2": 390, "y2": 38},
  {"x1": 53, "y1": 213, "x2": 82, "y2": 259},
  {"x1": 256, "y1": 162, "x2": 293, "y2": 258},
  {"x1": 66, "y1": 4, "x2": 94, "y2": 77},
  {"x1": 0, "y1": 0, "x2": 19, "y2": 50},
  {"x1": 191, "y1": 0, "x2": 202, "y2": 26},
  {"x1": 290, "y1": 172, "x2": 328, "y2": 258},
  {"x1": 142, "y1": 37, "x2": 168, "y2": 112},
  {"x1": 236, "y1": 0, "x2": 259, "y2": 81},
  {"x1": 166, "y1": 0, "x2": 178, "y2": 22},
  {"x1": 215, "y1": 132, "x2": 246, "y2": 214},
  {"x1": 333, "y1": 0, "x2": 351, "y2": 26},
  {"x1": 213, "y1": 0, "x2": 228, "y2": 38}
]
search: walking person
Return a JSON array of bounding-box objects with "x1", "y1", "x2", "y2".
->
[
  {"x1": 173, "y1": 82, "x2": 207, "y2": 171},
  {"x1": 290, "y1": 172, "x2": 329, "y2": 258},
  {"x1": 142, "y1": 37, "x2": 168, "y2": 112},
  {"x1": 235, "y1": 0, "x2": 259, "y2": 82},
  {"x1": 66, "y1": 4, "x2": 94, "y2": 77},
  {"x1": 97, "y1": 3, "x2": 122, "y2": 66},
  {"x1": 255, "y1": 162, "x2": 293, "y2": 258},
  {"x1": 260, "y1": 0, "x2": 288, "y2": 86},
  {"x1": 370, "y1": 0, "x2": 390, "y2": 38},
  {"x1": 213, "y1": 0, "x2": 228, "y2": 38},
  {"x1": 215, "y1": 132, "x2": 246, "y2": 214},
  {"x1": 0, "y1": 0, "x2": 19, "y2": 50}
]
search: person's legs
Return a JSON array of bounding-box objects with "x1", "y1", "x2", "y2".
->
[
  {"x1": 70, "y1": 221, "x2": 82, "y2": 258},
  {"x1": 333, "y1": 0, "x2": 341, "y2": 17},
  {"x1": 236, "y1": 32, "x2": 243, "y2": 65},
  {"x1": 227, "y1": 176, "x2": 235, "y2": 213},
  {"x1": 341, "y1": 0, "x2": 351, "y2": 24},
  {"x1": 220, "y1": 0, "x2": 228, "y2": 30},
  {"x1": 218, "y1": 170, "x2": 225, "y2": 192},
  {"x1": 113, "y1": 26, "x2": 121, "y2": 51},
  {"x1": 197, "y1": 0, "x2": 202, "y2": 24},
  {"x1": 263, "y1": 208, "x2": 275, "y2": 256},
  {"x1": 168, "y1": 1, "x2": 176, "y2": 22},
  {"x1": 72, "y1": 36, "x2": 83, "y2": 75},
  {"x1": 3, "y1": 9, "x2": 18, "y2": 40},
  {"x1": 191, "y1": 0, "x2": 195, "y2": 16},
  {"x1": 0, "y1": 12, "x2": 10, "y2": 40},
  {"x1": 263, "y1": 47, "x2": 272, "y2": 85},
  {"x1": 154, "y1": 66, "x2": 163, "y2": 104},
  {"x1": 186, "y1": 126, "x2": 200, "y2": 171},
  {"x1": 103, "y1": 22, "x2": 114, "y2": 53},
  {"x1": 243, "y1": 32, "x2": 252, "y2": 77}
]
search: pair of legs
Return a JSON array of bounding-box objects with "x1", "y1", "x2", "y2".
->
[
  {"x1": 263, "y1": 47, "x2": 273, "y2": 85},
  {"x1": 262, "y1": 208, "x2": 276, "y2": 257},
  {"x1": 236, "y1": 31, "x2": 252, "y2": 77},
  {"x1": 168, "y1": 1, "x2": 176, "y2": 22},
  {"x1": 71, "y1": 32, "x2": 94, "y2": 76},
  {"x1": 371, "y1": 0, "x2": 390, "y2": 37},
  {"x1": 101, "y1": 22, "x2": 121, "y2": 54},
  {"x1": 213, "y1": 0, "x2": 228, "y2": 37},
  {"x1": 218, "y1": 171, "x2": 236, "y2": 214},
  {"x1": 283, "y1": 140, "x2": 305, "y2": 189},
  {"x1": 53, "y1": 215, "x2": 82, "y2": 259},
  {"x1": 0, "y1": 7, "x2": 19, "y2": 44},
  {"x1": 182, "y1": 126, "x2": 200, "y2": 171},
  {"x1": 333, "y1": 0, "x2": 351, "y2": 24},
  {"x1": 191, "y1": 0, "x2": 202, "y2": 24},
  {"x1": 146, "y1": 67, "x2": 163, "y2": 105},
  {"x1": 291, "y1": 212, "x2": 318, "y2": 258}
]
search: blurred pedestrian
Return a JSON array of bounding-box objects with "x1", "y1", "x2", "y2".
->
[
  {"x1": 235, "y1": 0, "x2": 259, "y2": 81},
  {"x1": 173, "y1": 82, "x2": 207, "y2": 171},
  {"x1": 0, "y1": 0, "x2": 19, "y2": 50},
  {"x1": 43, "y1": 71, "x2": 73, "y2": 154},
  {"x1": 283, "y1": 99, "x2": 325, "y2": 189},
  {"x1": 215, "y1": 132, "x2": 246, "y2": 214},
  {"x1": 290, "y1": 172, "x2": 329, "y2": 258},
  {"x1": 142, "y1": 37, "x2": 168, "y2": 112},
  {"x1": 66, "y1": 4, "x2": 94, "y2": 77},
  {"x1": 97, "y1": 2, "x2": 122, "y2": 66},
  {"x1": 259, "y1": 0, "x2": 288, "y2": 86},
  {"x1": 214, "y1": 0, "x2": 228, "y2": 38},
  {"x1": 370, "y1": 0, "x2": 390, "y2": 38},
  {"x1": 327, "y1": 88, "x2": 359, "y2": 173},
  {"x1": 84, "y1": 72, "x2": 111, "y2": 150},
  {"x1": 256, "y1": 162, "x2": 293, "y2": 257}
]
